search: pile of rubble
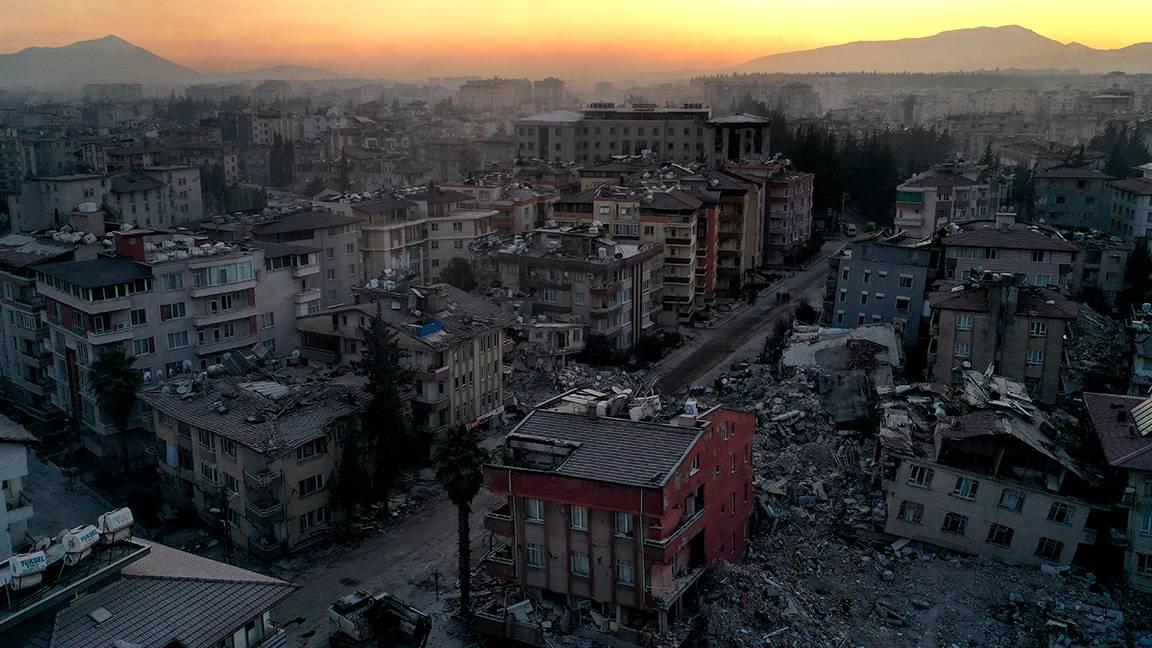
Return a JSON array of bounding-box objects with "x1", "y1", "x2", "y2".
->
[
  {"x1": 1065, "y1": 304, "x2": 1127, "y2": 393},
  {"x1": 504, "y1": 349, "x2": 650, "y2": 407}
]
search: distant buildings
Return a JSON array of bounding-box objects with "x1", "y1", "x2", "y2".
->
[
  {"x1": 480, "y1": 391, "x2": 755, "y2": 637},
  {"x1": 459, "y1": 77, "x2": 533, "y2": 113}
]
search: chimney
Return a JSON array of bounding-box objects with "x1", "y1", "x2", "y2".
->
[{"x1": 994, "y1": 209, "x2": 1015, "y2": 231}]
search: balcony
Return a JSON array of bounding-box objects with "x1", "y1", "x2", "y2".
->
[
  {"x1": 644, "y1": 508, "x2": 705, "y2": 562},
  {"x1": 484, "y1": 503, "x2": 513, "y2": 536},
  {"x1": 482, "y1": 543, "x2": 516, "y2": 581},
  {"x1": 246, "y1": 498, "x2": 285, "y2": 519},
  {"x1": 87, "y1": 324, "x2": 134, "y2": 344},
  {"x1": 664, "y1": 256, "x2": 691, "y2": 265},
  {"x1": 247, "y1": 536, "x2": 287, "y2": 561},
  {"x1": 19, "y1": 346, "x2": 52, "y2": 362},
  {"x1": 190, "y1": 278, "x2": 257, "y2": 298},
  {"x1": 591, "y1": 301, "x2": 623, "y2": 314},
  {"x1": 665, "y1": 276, "x2": 692, "y2": 285},
  {"x1": 193, "y1": 305, "x2": 257, "y2": 327},
  {"x1": 244, "y1": 467, "x2": 282, "y2": 488},
  {"x1": 665, "y1": 237, "x2": 693, "y2": 246},
  {"x1": 3, "y1": 491, "x2": 33, "y2": 524},
  {"x1": 294, "y1": 288, "x2": 322, "y2": 304},
  {"x1": 292, "y1": 264, "x2": 320, "y2": 278},
  {"x1": 524, "y1": 275, "x2": 571, "y2": 290},
  {"x1": 647, "y1": 566, "x2": 705, "y2": 609},
  {"x1": 195, "y1": 335, "x2": 258, "y2": 356},
  {"x1": 413, "y1": 392, "x2": 449, "y2": 408},
  {"x1": 590, "y1": 280, "x2": 623, "y2": 294},
  {"x1": 414, "y1": 364, "x2": 449, "y2": 380}
]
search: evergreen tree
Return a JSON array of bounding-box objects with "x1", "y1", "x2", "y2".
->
[
  {"x1": 439, "y1": 258, "x2": 477, "y2": 292},
  {"x1": 354, "y1": 304, "x2": 415, "y2": 515},
  {"x1": 433, "y1": 425, "x2": 488, "y2": 615},
  {"x1": 89, "y1": 348, "x2": 142, "y2": 463},
  {"x1": 338, "y1": 149, "x2": 351, "y2": 192}
]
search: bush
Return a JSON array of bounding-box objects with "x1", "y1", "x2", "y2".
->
[{"x1": 794, "y1": 301, "x2": 820, "y2": 325}]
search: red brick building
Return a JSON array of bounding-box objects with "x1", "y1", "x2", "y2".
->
[{"x1": 481, "y1": 395, "x2": 755, "y2": 637}]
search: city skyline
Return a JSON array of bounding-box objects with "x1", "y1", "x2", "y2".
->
[{"x1": 3, "y1": 0, "x2": 1151, "y2": 77}]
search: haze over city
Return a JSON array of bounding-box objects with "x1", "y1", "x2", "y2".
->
[{"x1": 2, "y1": 0, "x2": 1151, "y2": 76}]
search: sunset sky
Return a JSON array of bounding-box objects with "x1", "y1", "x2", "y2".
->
[{"x1": 2, "y1": 0, "x2": 1150, "y2": 77}]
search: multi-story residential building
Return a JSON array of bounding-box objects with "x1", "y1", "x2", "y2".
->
[
  {"x1": 706, "y1": 113, "x2": 772, "y2": 162},
  {"x1": 823, "y1": 231, "x2": 934, "y2": 346},
  {"x1": 515, "y1": 104, "x2": 720, "y2": 165},
  {"x1": 553, "y1": 185, "x2": 719, "y2": 326},
  {"x1": 330, "y1": 196, "x2": 427, "y2": 281},
  {"x1": 138, "y1": 166, "x2": 204, "y2": 226},
  {"x1": 102, "y1": 144, "x2": 163, "y2": 174},
  {"x1": 443, "y1": 176, "x2": 559, "y2": 235},
  {"x1": 942, "y1": 220, "x2": 1079, "y2": 291},
  {"x1": 251, "y1": 211, "x2": 361, "y2": 308},
  {"x1": 894, "y1": 164, "x2": 995, "y2": 238},
  {"x1": 251, "y1": 112, "x2": 298, "y2": 145},
  {"x1": 0, "y1": 234, "x2": 82, "y2": 418},
  {"x1": 927, "y1": 275, "x2": 1078, "y2": 403},
  {"x1": 494, "y1": 225, "x2": 663, "y2": 351},
  {"x1": 479, "y1": 391, "x2": 755, "y2": 637},
  {"x1": 1083, "y1": 392, "x2": 1152, "y2": 592},
  {"x1": 458, "y1": 77, "x2": 533, "y2": 113},
  {"x1": 1110, "y1": 176, "x2": 1152, "y2": 241},
  {"x1": 1033, "y1": 167, "x2": 1114, "y2": 231},
  {"x1": 143, "y1": 376, "x2": 362, "y2": 558},
  {"x1": 0, "y1": 413, "x2": 36, "y2": 560},
  {"x1": 5, "y1": 174, "x2": 106, "y2": 232},
  {"x1": 299, "y1": 111, "x2": 348, "y2": 141},
  {"x1": 881, "y1": 372, "x2": 1107, "y2": 570},
  {"x1": 425, "y1": 208, "x2": 498, "y2": 277},
  {"x1": 297, "y1": 283, "x2": 511, "y2": 435},
  {"x1": 35, "y1": 231, "x2": 312, "y2": 461},
  {"x1": 1071, "y1": 232, "x2": 1131, "y2": 307},
  {"x1": 0, "y1": 127, "x2": 24, "y2": 195},
  {"x1": 728, "y1": 162, "x2": 814, "y2": 265}
]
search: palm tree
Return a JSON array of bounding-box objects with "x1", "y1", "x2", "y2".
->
[
  {"x1": 89, "y1": 347, "x2": 142, "y2": 461},
  {"x1": 433, "y1": 424, "x2": 489, "y2": 615}
]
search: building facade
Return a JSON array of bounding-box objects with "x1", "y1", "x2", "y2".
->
[{"x1": 1033, "y1": 167, "x2": 1114, "y2": 231}]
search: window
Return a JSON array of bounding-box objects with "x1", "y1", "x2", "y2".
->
[
  {"x1": 130, "y1": 308, "x2": 148, "y2": 326},
  {"x1": 260, "y1": 312, "x2": 275, "y2": 329},
  {"x1": 953, "y1": 477, "x2": 979, "y2": 499},
  {"x1": 221, "y1": 438, "x2": 237, "y2": 459},
  {"x1": 1047, "y1": 502, "x2": 1075, "y2": 525},
  {"x1": 838, "y1": 289, "x2": 846, "y2": 303},
  {"x1": 897, "y1": 500, "x2": 923, "y2": 524},
  {"x1": 1035, "y1": 274, "x2": 1051, "y2": 287},
  {"x1": 160, "y1": 303, "x2": 186, "y2": 320},
  {"x1": 345, "y1": 243, "x2": 354, "y2": 254},
  {"x1": 296, "y1": 438, "x2": 327, "y2": 462},
  {"x1": 132, "y1": 337, "x2": 155, "y2": 356},
  {"x1": 986, "y1": 524, "x2": 1015, "y2": 547},
  {"x1": 223, "y1": 472, "x2": 239, "y2": 493},
  {"x1": 1138, "y1": 553, "x2": 1152, "y2": 576},
  {"x1": 895, "y1": 296, "x2": 910, "y2": 314},
  {"x1": 298, "y1": 473, "x2": 325, "y2": 496},
  {"x1": 863, "y1": 270, "x2": 871, "y2": 284},
  {"x1": 690, "y1": 455, "x2": 700, "y2": 474},
  {"x1": 1029, "y1": 321, "x2": 1047, "y2": 337},
  {"x1": 1035, "y1": 537, "x2": 1064, "y2": 561},
  {"x1": 525, "y1": 498, "x2": 544, "y2": 522},
  {"x1": 999, "y1": 489, "x2": 1026, "y2": 512},
  {"x1": 571, "y1": 551, "x2": 590, "y2": 577},
  {"x1": 160, "y1": 273, "x2": 183, "y2": 291},
  {"x1": 956, "y1": 314, "x2": 973, "y2": 331},
  {"x1": 326, "y1": 269, "x2": 336, "y2": 280},
  {"x1": 197, "y1": 429, "x2": 214, "y2": 450},
  {"x1": 325, "y1": 247, "x2": 334, "y2": 258},
  {"x1": 954, "y1": 342, "x2": 971, "y2": 358},
  {"x1": 299, "y1": 505, "x2": 331, "y2": 532},
  {"x1": 1026, "y1": 350, "x2": 1045, "y2": 365},
  {"x1": 860, "y1": 292, "x2": 868, "y2": 305},
  {"x1": 542, "y1": 288, "x2": 557, "y2": 303},
  {"x1": 571, "y1": 505, "x2": 588, "y2": 530},
  {"x1": 167, "y1": 331, "x2": 189, "y2": 349},
  {"x1": 941, "y1": 512, "x2": 968, "y2": 535},
  {"x1": 899, "y1": 275, "x2": 914, "y2": 288},
  {"x1": 617, "y1": 559, "x2": 635, "y2": 585},
  {"x1": 526, "y1": 543, "x2": 545, "y2": 568},
  {"x1": 1141, "y1": 512, "x2": 1152, "y2": 537},
  {"x1": 908, "y1": 465, "x2": 934, "y2": 488},
  {"x1": 615, "y1": 511, "x2": 633, "y2": 537}
]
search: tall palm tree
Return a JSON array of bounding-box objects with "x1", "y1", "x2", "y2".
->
[
  {"x1": 433, "y1": 424, "x2": 489, "y2": 615},
  {"x1": 89, "y1": 347, "x2": 142, "y2": 461}
]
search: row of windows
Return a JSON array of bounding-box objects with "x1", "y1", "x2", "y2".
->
[
  {"x1": 897, "y1": 501, "x2": 1066, "y2": 560},
  {"x1": 905, "y1": 465, "x2": 1078, "y2": 524},
  {"x1": 524, "y1": 499, "x2": 635, "y2": 538}
]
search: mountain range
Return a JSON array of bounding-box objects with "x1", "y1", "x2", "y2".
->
[
  {"x1": 735, "y1": 25, "x2": 1152, "y2": 74},
  {"x1": 0, "y1": 35, "x2": 340, "y2": 89}
]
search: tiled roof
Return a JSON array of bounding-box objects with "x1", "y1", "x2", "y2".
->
[
  {"x1": 350, "y1": 196, "x2": 418, "y2": 213},
  {"x1": 1111, "y1": 178, "x2": 1152, "y2": 196},
  {"x1": 405, "y1": 189, "x2": 474, "y2": 204},
  {"x1": 1036, "y1": 167, "x2": 1114, "y2": 180},
  {"x1": 122, "y1": 540, "x2": 285, "y2": 583},
  {"x1": 0, "y1": 234, "x2": 75, "y2": 269},
  {"x1": 247, "y1": 240, "x2": 320, "y2": 258},
  {"x1": 1083, "y1": 392, "x2": 1152, "y2": 471},
  {"x1": 36, "y1": 257, "x2": 152, "y2": 289},
  {"x1": 929, "y1": 284, "x2": 1078, "y2": 319},
  {"x1": 109, "y1": 173, "x2": 164, "y2": 194},
  {"x1": 501, "y1": 410, "x2": 701, "y2": 487},
  {"x1": 944, "y1": 226, "x2": 1079, "y2": 252},
  {"x1": 140, "y1": 379, "x2": 363, "y2": 456},
  {"x1": 251, "y1": 210, "x2": 359, "y2": 236}
]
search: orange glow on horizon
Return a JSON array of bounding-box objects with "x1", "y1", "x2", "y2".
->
[{"x1": 2, "y1": 0, "x2": 1149, "y2": 78}]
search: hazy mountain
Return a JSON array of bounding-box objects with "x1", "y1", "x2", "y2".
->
[
  {"x1": 0, "y1": 35, "x2": 200, "y2": 87},
  {"x1": 734, "y1": 26, "x2": 1152, "y2": 74},
  {"x1": 0, "y1": 35, "x2": 344, "y2": 89}
]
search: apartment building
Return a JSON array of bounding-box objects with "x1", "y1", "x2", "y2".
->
[
  {"x1": 480, "y1": 392, "x2": 755, "y2": 637},
  {"x1": 882, "y1": 372, "x2": 1107, "y2": 570},
  {"x1": 338, "y1": 196, "x2": 427, "y2": 281},
  {"x1": 0, "y1": 127, "x2": 23, "y2": 195},
  {"x1": 553, "y1": 185, "x2": 719, "y2": 326},
  {"x1": 252, "y1": 112, "x2": 298, "y2": 145},
  {"x1": 1033, "y1": 166, "x2": 1114, "y2": 231},
  {"x1": 442, "y1": 176, "x2": 559, "y2": 235},
  {"x1": 1083, "y1": 393, "x2": 1152, "y2": 592},
  {"x1": 0, "y1": 414, "x2": 36, "y2": 560},
  {"x1": 35, "y1": 231, "x2": 311, "y2": 460},
  {"x1": 683, "y1": 169, "x2": 763, "y2": 295},
  {"x1": 942, "y1": 222, "x2": 1079, "y2": 291},
  {"x1": 927, "y1": 275, "x2": 1078, "y2": 403},
  {"x1": 425, "y1": 207, "x2": 498, "y2": 277},
  {"x1": 458, "y1": 78, "x2": 533, "y2": 113},
  {"x1": 515, "y1": 104, "x2": 715, "y2": 165},
  {"x1": 1110, "y1": 176, "x2": 1152, "y2": 241},
  {"x1": 251, "y1": 210, "x2": 361, "y2": 308},
  {"x1": 823, "y1": 231, "x2": 934, "y2": 347},
  {"x1": 143, "y1": 377, "x2": 361, "y2": 559},
  {"x1": 297, "y1": 283, "x2": 511, "y2": 435},
  {"x1": 728, "y1": 162, "x2": 814, "y2": 265},
  {"x1": 494, "y1": 225, "x2": 663, "y2": 351},
  {"x1": 894, "y1": 164, "x2": 995, "y2": 238},
  {"x1": 0, "y1": 234, "x2": 81, "y2": 419},
  {"x1": 5, "y1": 174, "x2": 106, "y2": 232}
]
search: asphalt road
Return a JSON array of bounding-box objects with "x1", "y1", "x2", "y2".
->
[{"x1": 653, "y1": 241, "x2": 841, "y2": 394}]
